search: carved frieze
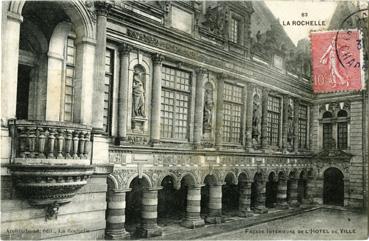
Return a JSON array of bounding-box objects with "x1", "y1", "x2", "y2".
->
[{"x1": 319, "y1": 101, "x2": 351, "y2": 117}]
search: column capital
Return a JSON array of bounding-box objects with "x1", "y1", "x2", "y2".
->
[
  {"x1": 152, "y1": 53, "x2": 164, "y2": 65},
  {"x1": 216, "y1": 72, "x2": 226, "y2": 80},
  {"x1": 195, "y1": 67, "x2": 208, "y2": 76},
  {"x1": 119, "y1": 43, "x2": 132, "y2": 55},
  {"x1": 94, "y1": 1, "x2": 112, "y2": 17}
]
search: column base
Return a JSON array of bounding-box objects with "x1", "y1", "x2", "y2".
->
[
  {"x1": 135, "y1": 226, "x2": 162, "y2": 238},
  {"x1": 254, "y1": 206, "x2": 268, "y2": 214},
  {"x1": 276, "y1": 202, "x2": 290, "y2": 209},
  {"x1": 105, "y1": 230, "x2": 130, "y2": 240},
  {"x1": 238, "y1": 210, "x2": 254, "y2": 218},
  {"x1": 150, "y1": 139, "x2": 160, "y2": 147},
  {"x1": 181, "y1": 218, "x2": 205, "y2": 229},
  {"x1": 205, "y1": 216, "x2": 224, "y2": 224}
]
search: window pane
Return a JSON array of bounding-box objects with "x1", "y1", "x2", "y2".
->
[
  {"x1": 298, "y1": 105, "x2": 308, "y2": 149},
  {"x1": 230, "y1": 17, "x2": 239, "y2": 43},
  {"x1": 266, "y1": 95, "x2": 281, "y2": 146},
  {"x1": 103, "y1": 49, "x2": 114, "y2": 133},
  {"x1": 337, "y1": 122, "x2": 348, "y2": 149},
  {"x1": 323, "y1": 123, "x2": 333, "y2": 149},
  {"x1": 223, "y1": 83, "x2": 242, "y2": 144},
  {"x1": 160, "y1": 66, "x2": 191, "y2": 140},
  {"x1": 64, "y1": 37, "x2": 75, "y2": 122}
]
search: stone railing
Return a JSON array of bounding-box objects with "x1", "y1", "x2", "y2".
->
[{"x1": 8, "y1": 119, "x2": 92, "y2": 160}]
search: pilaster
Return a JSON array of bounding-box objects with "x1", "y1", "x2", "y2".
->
[
  {"x1": 150, "y1": 53, "x2": 164, "y2": 145},
  {"x1": 193, "y1": 68, "x2": 207, "y2": 148},
  {"x1": 117, "y1": 44, "x2": 132, "y2": 144},
  {"x1": 215, "y1": 75, "x2": 224, "y2": 148},
  {"x1": 261, "y1": 88, "x2": 270, "y2": 149},
  {"x1": 92, "y1": 1, "x2": 112, "y2": 133},
  {"x1": 245, "y1": 83, "x2": 254, "y2": 149}
]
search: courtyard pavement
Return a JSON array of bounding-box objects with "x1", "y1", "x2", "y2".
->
[{"x1": 203, "y1": 207, "x2": 368, "y2": 240}]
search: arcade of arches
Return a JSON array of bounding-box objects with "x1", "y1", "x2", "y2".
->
[
  {"x1": 1, "y1": 1, "x2": 366, "y2": 241},
  {"x1": 104, "y1": 166, "x2": 345, "y2": 238}
]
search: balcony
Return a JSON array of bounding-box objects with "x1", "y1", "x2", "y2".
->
[
  {"x1": 6, "y1": 119, "x2": 95, "y2": 219},
  {"x1": 9, "y1": 119, "x2": 92, "y2": 164}
]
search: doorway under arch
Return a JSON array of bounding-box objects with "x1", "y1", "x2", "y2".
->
[{"x1": 323, "y1": 167, "x2": 344, "y2": 206}]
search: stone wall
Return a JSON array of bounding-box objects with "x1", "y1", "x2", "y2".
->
[{"x1": 1, "y1": 175, "x2": 107, "y2": 240}]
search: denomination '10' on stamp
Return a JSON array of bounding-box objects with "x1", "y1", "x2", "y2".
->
[{"x1": 311, "y1": 30, "x2": 364, "y2": 93}]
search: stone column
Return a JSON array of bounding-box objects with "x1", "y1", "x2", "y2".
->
[
  {"x1": 105, "y1": 190, "x2": 130, "y2": 240},
  {"x1": 288, "y1": 177, "x2": 299, "y2": 206},
  {"x1": 193, "y1": 68, "x2": 207, "y2": 148},
  {"x1": 92, "y1": 1, "x2": 111, "y2": 132},
  {"x1": 205, "y1": 184, "x2": 223, "y2": 224},
  {"x1": 215, "y1": 75, "x2": 224, "y2": 148},
  {"x1": 150, "y1": 54, "x2": 164, "y2": 145},
  {"x1": 245, "y1": 83, "x2": 254, "y2": 149},
  {"x1": 137, "y1": 188, "x2": 162, "y2": 238},
  {"x1": 254, "y1": 177, "x2": 268, "y2": 214},
  {"x1": 238, "y1": 179, "x2": 253, "y2": 217},
  {"x1": 117, "y1": 44, "x2": 131, "y2": 144},
  {"x1": 293, "y1": 98, "x2": 300, "y2": 152},
  {"x1": 276, "y1": 177, "x2": 289, "y2": 209},
  {"x1": 261, "y1": 88, "x2": 269, "y2": 149},
  {"x1": 282, "y1": 95, "x2": 289, "y2": 151},
  {"x1": 181, "y1": 186, "x2": 205, "y2": 229},
  {"x1": 304, "y1": 177, "x2": 314, "y2": 204},
  {"x1": 1, "y1": 12, "x2": 22, "y2": 122}
]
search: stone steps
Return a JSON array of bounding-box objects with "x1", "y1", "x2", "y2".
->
[{"x1": 149, "y1": 206, "x2": 320, "y2": 240}]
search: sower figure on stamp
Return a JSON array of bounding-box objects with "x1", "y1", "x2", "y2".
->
[
  {"x1": 319, "y1": 37, "x2": 349, "y2": 87},
  {"x1": 132, "y1": 72, "x2": 145, "y2": 117}
]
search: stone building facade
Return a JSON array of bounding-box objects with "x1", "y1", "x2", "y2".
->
[{"x1": 1, "y1": 1, "x2": 367, "y2": 240}]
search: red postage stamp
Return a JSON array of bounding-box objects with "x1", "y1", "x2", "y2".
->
[{"x1": 311, "y1": 30, "x2": 364, "y2": 93}]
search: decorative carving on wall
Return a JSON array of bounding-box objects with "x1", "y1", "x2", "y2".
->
[
  {"x1": 202, "y1": 5, "x2": 227, "y2": 36},
  {"x1": 131, "y1": 65, "x2": 147, "y2": 132},
  {"x1": 203, "y1": 82, "x2": 214, "y2": 133},
  {"x1": 287, "y1": 98, "x2": 295, "y2": 151},
  {"x1": 252, "y1": 88, "x2": 262, "y2": 149},
  {"x1": 8, "y1": 164, "x2": 94, "y2": 219},
  {"x1": 132, "y1": 72, "x2": 146, "y2": 117},
  {"x1": 319, "y1": 101, "x2": 351, "y2": 117}
]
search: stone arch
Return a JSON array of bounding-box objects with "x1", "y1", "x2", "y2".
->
[
  {"x1": 9, "y1": 0, "x2": 96, "y2": 41},
  {"x1": 223, "y1": 171, "x2": 238, "y2": 185},
  {"x1": 125, "y1": 173, "x2": 153, "y2": 190},
  {"x1": 158, "y1": 172, "x2": 180, "y2": 190},
  {"x1": 277, "y1": 170, "x2": 287, "y2": 180},
  {"x1": 20, "y1": 20, "x2": 48, "y2": 55},
  {"x1": 319, "y1": 165, "x2": 347, "y2": 180},
  {"x1": 202, "y1": 173, "x2": 220, "y2": 186},
  {"x1": 237, "y1": 170, "x2": 251, "y2": 182},
  {"x1": 287, "y1": 168, "x2": 298, "y2": 179},
  {"x1": 179, "y1": 172, "x2": 199, "y2": 187},
  {"x1": 107, "y1": 174, "x2": 120, "y2": 191},
  {"x1": 48, "y1": 22, "x2": 72, "y2": 58},
  {"x1": 266, "y1": 169, "x2": 278, "y2": 179}
]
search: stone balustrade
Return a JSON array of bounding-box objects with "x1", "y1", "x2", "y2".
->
[{"x1": 9, "y1": 120, "x2": 92, "y2": 160}]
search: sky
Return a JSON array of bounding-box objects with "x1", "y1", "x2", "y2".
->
[{"x1": 264, "y1": 1, "x2": 338, "y2": 45}]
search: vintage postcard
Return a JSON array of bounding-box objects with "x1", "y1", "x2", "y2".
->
[{"x1": 1, "y1": 0, "x2": 368, "y2": 240}]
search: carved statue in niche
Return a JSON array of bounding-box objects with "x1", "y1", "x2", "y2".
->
[
  {"x1": 286, "y1": 100, "x2": 294, "y2": 150},
  {"x1": 203, "y1": 82, "x2": 214, "y2": 132},
  {"x1": 202, "y1": 5, "x2": 226, "y2": 36},
  {"x1": 252, "y1": 94, "x2": 262, "y2": 147},
  {"x1": 132, "y1": 71, "x2": 145, "y2": 117}
]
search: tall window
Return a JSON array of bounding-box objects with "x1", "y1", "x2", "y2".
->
[
  {"x1": 230, "y1": 17, "x2": 240, "y2": 44},
  {"x1": 322, "y1": 111, "x2": 333, "y2": 149},
  {"x1": 223, "y1": 83, "x2": 243, "y2": 144},
  {"x1": 337, "y1": 110, "x2": 348, "y2": 149},
  {"x1": 64, "y1": 36, "x2": 76, "y2": 122},
  {"x1": 298, "y1": 104, "x2": 308, "y2": 149},
  {"x1": 266, "y1": 95, "x2": 281, "y2": 146},
  {"x1": 104, "y1": 49, "x2": 114, "y2": 133},
  {"x1": 160, "y1": 66, "x2": 191, "y2": 140}
]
